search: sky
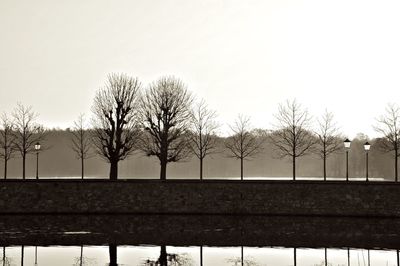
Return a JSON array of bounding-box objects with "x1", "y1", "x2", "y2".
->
[{"x1": 1, "y1": 0, "x2": 400, "y2": 138}]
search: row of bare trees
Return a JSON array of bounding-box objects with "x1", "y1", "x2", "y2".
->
[
  {"x1": 0, "y1": 104, "x2": 46, "y2": 179},
  {"x1": 1, "y1": 73, "x2": 400, "y2": 181}
]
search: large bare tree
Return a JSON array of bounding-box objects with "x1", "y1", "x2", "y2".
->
[
  {"x1": 12, "y1": 104, "x2": 46, "y2": 179},
  {"x1": 139, "y1": 76, "x2": 194, "y2": 180},
  {"x1": 0, "y1": 114, "x2": 16, "y2": 179},
  {"x1": 70, "y1": 114, "x2": 92, "y2": 179},
  {"x1": 374, "y1": 103, "x2": 400, "y2": 181},
  {"x1": 188, "y1": 99, "x2": 219, "y2": 180},
  {"x1": 91, "y1": 73, "x2": 141, "y2": 180},
  {"x1": 270, "y1": 99, "x2": 316, "y2": 180},
  {"x1": 225, "y1": 115, "x2": 263, "y2": 180},
  {"x1": 315, "y1": 110, "x2": 342, "y2": 180}
]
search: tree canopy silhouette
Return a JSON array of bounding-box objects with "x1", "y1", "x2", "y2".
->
[
  {"x1": 315, "y1": 110, "x2": 342, "y2": 180},
  {"x1": 225, "y1": 115, "x2": 263, "y2": 180},
  {"x1": 138, "y1": 76, "x2": 193, "y2": 180},
  {"x1": 92, "y1": 73, "x2": 141, "y2": 180},
  {"x1": 374, "y1": 103, "x2": 400, "y2": 181},
  {"x1": 270, "y1": 99, "x2": 316, "y2": 180},
  {"x1": 188, "y1": 99, "x2": 219, "y2": 180},
  {"x1": 70, "y1": 114, "x2": 93, "y2": 179},
  {"x1": 12, "y1": 103, "x2": 46, "y2": 179},
  {"x1": 0, "y1": 113, "x2": 16, "y2": 179}
]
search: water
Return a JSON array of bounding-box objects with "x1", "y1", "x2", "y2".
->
[
  {"x1": 1, "y1": 215, "x2": 400, "y2": 266},
  {"x1": 1, "y1": 245, "x2": 399, "y2": 266}
]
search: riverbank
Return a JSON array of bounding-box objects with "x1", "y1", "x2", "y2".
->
[{"x1": 0, "y1": 179, "x2": 399, "y2": 217}]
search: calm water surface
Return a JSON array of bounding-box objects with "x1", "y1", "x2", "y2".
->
[{"x1": 1, "y1": 245, "x2": 399, "y2": 266}]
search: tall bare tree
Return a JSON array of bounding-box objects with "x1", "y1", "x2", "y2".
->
[
  {"x1": 70, "y1": 114, "x2": 92, "y2": 179},
  {"x1": 315, "y1": 110, "x2": 342, "y2": 180},
  {"x1": 188, "y1": 99, "x2": 219, "y2": 180},
  {"x1": 374, "y1": 103, "x2": 400, "y2": 181},
  {"x1": 270, "y1": 99, "x2": 316, "y2": 180},
  {"x1": 0, "y1": 114, "x2": 16, "y2": 179},
  {"x1": 91, "y1": 73, "x2": 141, "y2": 180},
  {"x1": 12, "y1": 103, "x2": 46, "y2": 179},
  {"x1": 225, "y1": 115, "x2": 263, "y2": 180},
  {"x1": 139, "y1": 76, "x2": 194, "y2": 180}
]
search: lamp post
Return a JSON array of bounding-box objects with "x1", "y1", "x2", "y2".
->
[
  {"x1": 344, "y1": 139, "x2": 351, "y2": 181},
  {"x1": 35, "y1": 142, "x2": 41, "y2": 179},
  {"x1": 364, "y1": 142, "x2": 371, "y2": 181}
]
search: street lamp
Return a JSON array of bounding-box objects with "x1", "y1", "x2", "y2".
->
[
  {"x1": 364, "y1": 142, "x2": 371, "y2": 181},
  {"x1": 35, "y1": 142, "x2": 41, "y2": 179},
  {"x1": 344, "y1": 139, "x2": 351, "y2": 181}
]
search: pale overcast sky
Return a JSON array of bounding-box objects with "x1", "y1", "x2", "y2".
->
[{"x1": 1, "y1": 0, "x2": 400, "y2": 138}]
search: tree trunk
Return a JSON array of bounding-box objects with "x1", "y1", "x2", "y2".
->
[
  {"x1": 4, "y1": 159, "x2": 7, "y2": 179},
  {"x1": 200, "y1": 246, "x2": 203, "y2": 266},
  {"x1": 294, "y1": 247, "x2": 297, "y2": 266},
  {"x1": 240, "y1": 157, "x2": 244, "y2": 180},
  {"x1": 160, "y1": 160, "x2": 167, "y2": 180},
  {"x1": 159, "y1": 245, "x2": 167, "y2": 266},
  {"x1": 200, "y1": 158, "x2": 203, "y2": 180},
  {"x1": 109, "y1": 244, "x2": 117, "y2": 266},
  {"x1": 348, "y1": 248, "x2": 350, "y2": 266},
  {"x1": 241, "y1": 246, "x2": 244, "y2": 266},
  {"x1": 81, "y1": 157, "x2": 84, "y2": 179},
  {"x1": 109, "y1": 161, "x2": 118, "y2": 180},
  {"x1": 323, "y1": 155, "x2": 327, "y2": 181},
  {"x1": 292, "y1": 155, "x2": 296, "y2": 181},
  {"x1": 396, "y1": 149, "x2": 398, "y2": 182},
  {"x1": 21, "y1": 245, "x2": 24, "y2": 266},
  {"x1": 80, "y1": 245, "x2": 83, "y2": 266},
  {"x1": 3, "y1": 246, "x2": 5, "y2": 265},
  {"x1": 22, "y1": 154, "x2": 26, "y2": 180}
]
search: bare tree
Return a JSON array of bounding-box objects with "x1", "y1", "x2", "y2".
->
[
  {"x1": 70, "y1": 114, "x2": 92, "y2": 179},
  {"x1": 270, "y1": 99, "x2": 316, "y2": 180},
  {"x1": 315, "y1": 110, "x2": 342, "y2": 180},
  {"x1": 225, "y1": 115, "x2": 263, "y2": 180},
  {"x1": 188, "y1": 99, "x2": 219, "y2": 180},
  {"x1": 12, "y1": 103, "x2": 46, "y2": 179},
  {"x1": 0, "y1": 114, "x2": 17, "y2": 179},
  {"x1": 1, "y1": 246, "x2": 12, "y2": 266},
  {"x1": 91, "y1": 73, "x2": 141, "y2": 180},
  {"x1": 138, "y1": 76, "x2": 194, "y2": 180},
  {"x1": 374, "y1": 103, "x2": 400, "y2": 182}
]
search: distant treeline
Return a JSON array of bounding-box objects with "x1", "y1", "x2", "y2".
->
[
  {"x1": 0, "y1": 73, "x2": 399, "y2": 181},
  {"x1": 0, "y1": 128, "x2": 395, "y2": 181}
]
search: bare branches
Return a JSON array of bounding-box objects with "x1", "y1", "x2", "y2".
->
[
  {"x1": 91, "y1": 73, "x2": 141, "y2": 179},
  {"x1": 12, "y1": 103, "x2": 46, "y2": 179},
  {"x1": 374, "y1": 103, "x2": 400, "y2": 154},
  {"x1": 315, "y1": 110, "x2": 342, "y2": 158},
  {"x1": 188, "y1": 99, "x2": 219, "y2": 179},
  {"x1": 225, "y1": 115, "x2": 263, "y2": 160},
  {"x1": 314, "y1": 110, "x2": 342, "y2": 179},
  {"x1": 71, "y1": 114, "x2": 92, "y2": 160},
  {"x1": 374, "y1": 103, "x2": 400, "y2": 181},
  {"x1": 0, "y1": 113, "x2": 17, "y2": 178},
  {"x1": 0, "y1": 113, "x2": 16, "y2": 160},
  {"x1": 225, "y1": 115, "x2": 263, "y2": 179},
  {"x1": 138, "y1": 76, "x2": 194, "y2": 180},
  {"x1": 270, "y1": 99, "x2": 316, "y2": 179},
  {"x1": 70, "y1": 114, "x2": 93, "y2": 179}
]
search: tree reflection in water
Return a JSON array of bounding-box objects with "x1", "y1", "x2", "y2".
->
[{"x1": 142, "y1": 245, "x2": 194, "y2": 266}]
